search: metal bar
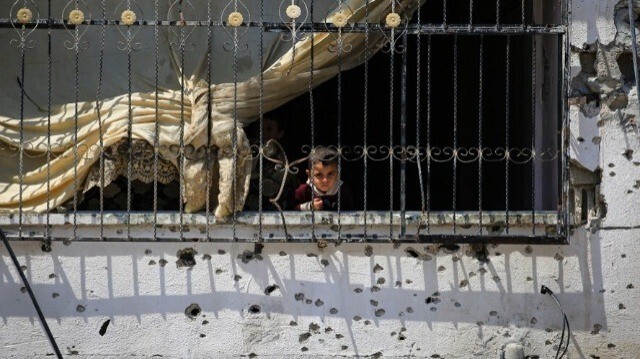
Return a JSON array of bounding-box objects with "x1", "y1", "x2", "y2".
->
[
  {"x1": 337, "y1": 27, "x2": 343, "y2": 242},
  {"x1": 389, "y1": 33, "x2": 395, "y2": 241},
  {"x1": 1, "y1": 227, "x2": 63, "y2": 358},
  {"x1": 258, "y1": 0, "x2": 264, "y2": 242},
  {"x1": 400, "y1": 31, "x2": 407, "y2": 237},
  {"x1": 362, "y1": 0, "x2": 369, "y2": 241},
  {"x1": 561, "y1": 0, "x2": 572, "y2": 241},
  {"x1": 309, "y1": 0, "x2": 316, "y2": 242},
  {"x1": 153, "y1": 0, "x2": 160, "y2": 242},
  {"x1": 126, "y1": 23, "x2": 133, "y2": 241},
  {"x1": 629, "y1": 0, "x2": 640, "y2": 127},
  {"x1": 0, "y1": 20, "x2": 568, "y2": 34},
  {"x1": 206, "y1": 0, "x2": 213, "y2": 241},
  {"x1": 531, "y1": 35, "x2": 537, "y2": 235},
  {"x1": 97, "y1": 0, "x2": 106, "y2": 241},
  {"x1": 426, "y1": 34, "x2": 432, "y2": 235},
  {"x1": 452, "y1": 35, "x2": 458, "y2": 234},
  {"x1": 478, "y1": 35, "x2": 484, "y2": 235},
  {"x1": 44, "y1": 0, "x2": 52, "y2": 251},
  {"x1": 505, "y1": 35, "x2": 511, "y2": 234}
]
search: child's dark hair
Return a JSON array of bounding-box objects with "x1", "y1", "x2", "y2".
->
[{"x1": 309, "y1": 147, "x2": 339, "y2": 167}]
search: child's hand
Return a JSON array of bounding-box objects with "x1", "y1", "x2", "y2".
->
[{"x1": 313, "y1": 198, "x2": 324, "y2": 210}]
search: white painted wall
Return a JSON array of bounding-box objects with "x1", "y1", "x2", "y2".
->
[{"x1": 2, "y1": 0, "x2": 640, "y2": 358}]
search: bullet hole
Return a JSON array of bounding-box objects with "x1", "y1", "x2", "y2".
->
[
  {"x1": 608, "y1": 162, "x2": 615, "y2": 168},
  {"x1": 437, "y1": 266, "x2": 446, "y2": 272},
  {"x1": 619, "y1": 303, "x2": 626, "y2": 310},
  {"x1": 372, "y1": 352, "x2": 383, "y2": 359},
  {"x1": 202, "y1": 320, "x2": 209, "y2": 325},
  {"x1": 454, "y1": 302, "x2": 461, "y2": 308},
  {"x1": 330, "y1": 308, "x2": 339, "y2": 314},
  {"x1": 373, "y1": 264, "x2": 384, "y2": 273},
  {"x1": 248, "y1": 353, "x2": 257, "y2": 358},
  {"x1": 67, "y1": 347, "x2": 79, "y2": 355},
  {"x1": 371, "y1": 286, "x2": 381, "y2": 292},
  {"x1": 52, "y1": 293, "x2": 59, "y2": 298},
  {"x1": 295, "y1": 293, "x2": 305, "y2": 301},
  {"x1": 176, "y1": 248, "x2": 197, "y2": 269},
  {"x1": 407, "y1": 307, "x2": 414, "y2": 313},
  {"x1": 20, "y1": 265, "x2": 27, "y2": 271},
  {"x1": 238, "y1": 250, "x2": 262, "y2": 263},
  {"x1": 234, "y1": 275, "x2": 242, "y2": 281},
  {"x1": 459, "y1": 279, "x2": 469, "y2": 288},
  {"x1": 494, "y1": 252, "x2": 502, "y2": 256},
  {"x1": 218, "y1": 249, "x2": 226, "y2": 255},
  {"x1": 425, "y1": 297, "x2": 441, "y2": 305},
  {"x1": 353, "y1": 316, "x2": 362, "y2": 321},
  {"x1": 428, "y1": 307, "x2": 436, "y2": 312},
  {"x1": 264, "y1": 284, "x2": 279, "y2": 295},
  {"x1": 145, "y1": 249, "x2": 152, "y2": 255},
  {"x1": 306, "y1": 253, "x2": 317, "y2": 258},
  {"x1": 469, "y1": 272, "x2": 476, "y2": 277},
  {"x1": 215, "y1": 268, "x2": 224, "y2": 275},
  {"x1": 148, "y1": 260, "x2": 157, "y2": 266},
  {"x1": 48, "y1": 273, "x2": 56, "y2": 279},
  {"x1": 354, "y1": 288, "x2": 363, "y2": 293},
  {"x1": 364, "y1": 245, "x2": 373, "y2": 256},
  {"x1": 202, "y1": 254, "x2": 212, "y2": 261},
  {"x1": 607, "y1": 343, "x2": 616, "y2": 348},
  {"x1": 627, "y1": 283, "x2": 634, "y2": 289},
  {"x1": 279, "y1": 251, "x2": 287, "y2": 256},
  {"x1": 478, "y1": 268, "x2": 487, "y2": 275},
  {"x1": 248, "y1": 305, "x2": 261, "y2": 314},
  {"x1": 590, "y1": 324, "x2": 602, "y2": 334},
  {"x1": 375, "y1": 309, "x2": 386, "y2": 317},
  {"x1": 41, "y1": 241, "x2": 52, "y2": 252},
  {"x1": 308, "y1": 322, "x2": 321, "y2": 333},
  {"x1": 299, "y1": 332, "x2": 311, "y2": 343},
  {"x1": 325, "y1": 327, "x2": 333, "y2": 333},
  {"x1": 370, "y1": 300, "x2": 379, "y2": 307},
  {"x1": 530, "y1": 317, "x2": 537, "y2": 325},
  {"x1": 305, "y1": 299, "x2": 312, "y2": 305},
  {"x1": 290, "y1": 321, "x2": 298, "y2": 326},
  {"x1": 405, "y1": 279, "x2": 413, "y2": 284},
  {"x1": 493, "y1": 276, "x2": 501, "y2": 283},
  {"x1": 440, "y1": 244, "x2": 461, "y2": 253},
  {"x1": 577, "y1": 136, "x2": 585, "y2": 142},
  {"x1": 185, "y1": 304, "x2": 201, "y2": 319},
  {"x1": 489, "y1": 311, "x2": 498, "y2": 316},
  {"x1": 395, "y1": 281, "x2": 402, "y2": 287},
  {"x1": 377, "y1": 277, "x2": 386, "y2": 285},
  {"x1": 341, "y1": 345, "x2": 348, "y2": 350},
  {"x1": 76, "y1": 305, "x2": 86, "y2": 313},
  {"x1": 315, "y1": 299, "x2": 324, "y2": 307},
  {"x1": 589, "y1": 355, "x2": 601, "y2": 359},
  {"x1": 431, "y1": 355, "x2": 442, "y2": 358},
  {"x1": 398, "y1": 333, "x2": 406, "y2": 340},
  {"x1": 320, "y1": 259, "x2": 330, "y2": 267},
  {"x1": 300, "y1": 347, "x2": 308, "y2": 352},
  {"x1": 476, "y1": 321, "x2": 483, "y2": 326},
  {"x1": 20, "y1": 287, "x2": 26, "y2": 293},
  {"x1": 526, "y1": 276, "x2": 533, "y2": 282},
  {"x1": 452, "y1": 256, "x2": 460, "y2": 262},
  {"x1": 609, "y1": 172, "x2": 616, "y2": 177},
  {"x1": 405, "y1": 247, "x2": 431, "y2": 261},
  {"x1": 159, "y1": 259, "x2": 168, "y2": 267},
  {"x1": 336, "y1": 333, "x2": 344, "y2": 339},
  {"x1": 524, "y1": 245, "x2": 534, "y2": 254},
  {"x1": 99, "y1": 320, "x2": 110, "y2": 336}
]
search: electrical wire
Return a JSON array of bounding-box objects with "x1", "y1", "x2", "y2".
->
[{"x1": 541, "y1": 285, "x2": 571, "y2": 359}]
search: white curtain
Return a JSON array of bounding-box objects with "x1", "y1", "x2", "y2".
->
[{"x1": 0, "y1": 0, "x2": 420, "y2": 217}]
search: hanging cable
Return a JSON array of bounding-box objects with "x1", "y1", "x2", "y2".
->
[
  {"x1": 1, "y1": 228, "x2": 63, "y2": 358},
  {"x1": 541, "y1": 285, "x2": 571, "y2": 359}
]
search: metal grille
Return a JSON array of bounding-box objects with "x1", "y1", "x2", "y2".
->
[{"x1": 0, "y1": 0, "x2": 570, "y2": 243}]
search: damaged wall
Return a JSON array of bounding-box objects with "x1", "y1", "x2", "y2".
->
[{"x1": 2, "y1": 0, "x2": 640, "y2": 358}]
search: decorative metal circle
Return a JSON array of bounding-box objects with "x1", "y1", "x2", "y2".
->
[
  {"x1": 16, "y1": 7, "x2": 32, "y2": 24},
  {"x1": 385, "y1": 12, "x2": 401, "y2": 28},
  {"x1": 227, "y1": 11, "x2": 243, "y2": 27},
  {"x1": 286, "y1": 4, "x2": 301, "y2": 19},
  {"x1": 121, "y1": 10, "x2": 136, "y2": 25},
  {"x1": 332, "y1": 11, "x2": 348, "y2": 28},
  {"x1": 68, "y1": 9, "x2": 85, "y2": 25}
]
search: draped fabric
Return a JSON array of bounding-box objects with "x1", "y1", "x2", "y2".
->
[{"x1": 0, "y1": 0, "x2": 420, "y2": 217}]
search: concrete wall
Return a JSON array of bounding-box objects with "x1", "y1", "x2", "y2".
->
[{"x1": 2, "y1": 0, "x2": 640, "y2": 358}]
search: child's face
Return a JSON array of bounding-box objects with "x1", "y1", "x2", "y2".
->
[{"x1": 308, "y1": 162, "x2": 338, "y2": 193}]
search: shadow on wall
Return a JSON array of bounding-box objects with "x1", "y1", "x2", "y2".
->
[{"x1": 0, "y1": 229, "x2": 607, "y2": 347}]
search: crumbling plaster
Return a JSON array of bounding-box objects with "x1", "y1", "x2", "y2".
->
[{"x1": 1, "y1": 0, "x2": 640, "y2": 358}]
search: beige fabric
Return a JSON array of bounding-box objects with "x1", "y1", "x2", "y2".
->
[{"x1": 0, "y1": 0, "x2": 419, "y2": 217}]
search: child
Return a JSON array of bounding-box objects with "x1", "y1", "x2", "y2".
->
[{"x1": 294, "y1": 147, "x2": 353, "y2": 211}]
